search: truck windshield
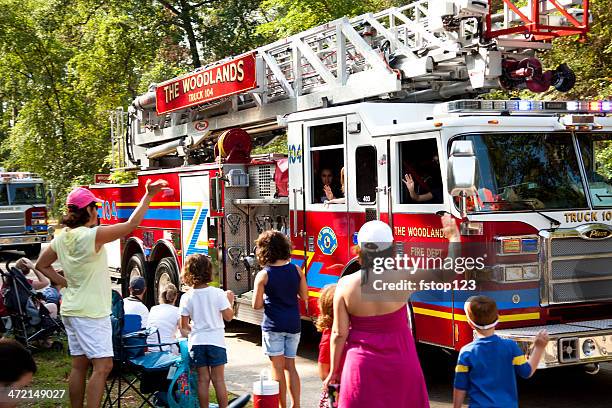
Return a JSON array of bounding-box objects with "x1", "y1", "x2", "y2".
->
[
  {"x1": 0, "y1": 185, "x2": 8, "y2": 206},
  {"x1": 576, "y1": 133, "x2": 612, "y2": 208},
  {"x1": 455, "y1": 132, "x2": 588, "y2": 212},
  {"x1": 9, "y1": 183, "x2": 46, "y2": 205}
]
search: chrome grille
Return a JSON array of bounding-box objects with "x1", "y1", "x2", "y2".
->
[
  {"x1": 551, "y1": 258, "x2": 612, "y2": 280},
  {"x1": 545, "y1": 232, "x2": 612, "y2": 304},
  {"x1": 552, "y1": 280, "x2": 612, "y2": 303},
  {"x1": 551, "y1": 238, "x2": 612, "y2": 257}
]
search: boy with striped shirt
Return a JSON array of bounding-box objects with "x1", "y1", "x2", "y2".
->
[{"x1": 453, "y1": 296, "x2": 549, "y2": 408}]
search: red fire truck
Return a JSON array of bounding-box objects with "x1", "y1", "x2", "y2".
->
[{"x1": 92, "y1": 0, "x2": 612, "y2": 369}]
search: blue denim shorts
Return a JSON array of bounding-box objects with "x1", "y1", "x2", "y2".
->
[
  {"x1": 262, "y1": 331, "x2": 301, "y2": 358},
  {"x1": 190, "y1": 344, "x2": 227, "y2": 367}
]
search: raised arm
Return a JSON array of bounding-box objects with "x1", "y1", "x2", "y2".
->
[
  {"x1": 95, "y1": 179, "x2": 168, "y2": 249},
  {"x1": 18, "y1": 258, "x2": 50, "y2": 289},
  {"x1": 35, "y1": 247, "x2": 67, "y2": 288}
]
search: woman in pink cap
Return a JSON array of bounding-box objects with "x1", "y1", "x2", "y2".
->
[{"x1": 36, "y1": 179, "x2": 167, "y2": 408}]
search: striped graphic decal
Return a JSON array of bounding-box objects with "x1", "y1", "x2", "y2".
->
[
  {"x1": 182, "y1": 205, "x2": 209, "y2": 256},
  {"x1": 291, "y1": 249, "x2": 341, "y2": 298}
]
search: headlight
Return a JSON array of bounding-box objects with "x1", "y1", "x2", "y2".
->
[
  {"x1": 498, "y1": 264, "x2": 540, "y2": 282},
  {"x1": 505, "y1": 266, "x2": 524, "y2": 281},
  {"x1": 523, "y1": 265, "x2": 540, "y2": 280}
]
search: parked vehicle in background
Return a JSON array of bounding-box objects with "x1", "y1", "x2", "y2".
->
[{"x1": 0, "y1": 172, "x2": 52, "y2": 258}]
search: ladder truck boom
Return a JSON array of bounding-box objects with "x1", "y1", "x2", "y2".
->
[{"x1": 125, "y1": 0, "x2": 589, "y2": 168}]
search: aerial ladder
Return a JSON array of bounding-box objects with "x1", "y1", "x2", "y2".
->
[{"x1": 124, "y1": 0, "x2": 590, "y2": 169}]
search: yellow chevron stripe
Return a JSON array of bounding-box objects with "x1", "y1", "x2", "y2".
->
[
  {"x1": 291, "y1": 249, "x2": 315, "y2": 268},
  {"x1": 308, "y1": 291, "x2": 321, "y2": 298},
  {"x1": 412, "y1": 307, "x2": 540, "y2": 323}
]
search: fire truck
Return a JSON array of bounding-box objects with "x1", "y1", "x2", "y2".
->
[
  {"x1": 0, "y1": 171, "x2": 51, "y2": 258},
  {"x1": 91, "y1": 0, "x2": 612, "y2": 369}
]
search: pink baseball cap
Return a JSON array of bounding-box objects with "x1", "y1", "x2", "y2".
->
[{"x1": 66, "y1": 187, "x2": 103, "y2": 209}]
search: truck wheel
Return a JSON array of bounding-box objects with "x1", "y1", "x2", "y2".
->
[
  {"x1": 123, "y1": 253, "x2": 146, "y2": 298},
  {"x1": 154, "y1": 257, "x2": 179, "y2": 306},
  {"x1": 24, "y1": 244, "x2": 41, "y2": 259}
]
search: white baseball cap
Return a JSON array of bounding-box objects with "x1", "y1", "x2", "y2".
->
[{"x1": 357, "y1": 221, "x2": 394, "y2": 250}]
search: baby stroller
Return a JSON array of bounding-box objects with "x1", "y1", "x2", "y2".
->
[
  {"x1": 0, "y1": 260, "x2": 64, "y2": 350},
  {"x1": 104, "y1": 290, "x2": 250, "y2": 408}
]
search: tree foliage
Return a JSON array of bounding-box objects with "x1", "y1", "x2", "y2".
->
[{"x1": 0, "y1": 0, "x2": 610, "y2": 214}]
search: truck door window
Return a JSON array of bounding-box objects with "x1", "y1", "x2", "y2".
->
[
  {"x1": 355, "y1": 146, "x2": 377, "y2": 204},
  {"x1": 309, "y1": 122, "x2": 345, "y2": 204},
  {"x1": 398, "y1": 139, "x2": 443, "y2": 204}
]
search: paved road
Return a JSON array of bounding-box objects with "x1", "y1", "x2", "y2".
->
[{"x1": 224, "y1": 320, "x2": 612, "y2": 408}]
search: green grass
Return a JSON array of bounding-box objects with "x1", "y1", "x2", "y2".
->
[
  {"x1": 24, "y1": 345, "x2": 70, "y2": 407},
  {"x1": 25, "y1": 341, "x2": 251, "y2": 407}
]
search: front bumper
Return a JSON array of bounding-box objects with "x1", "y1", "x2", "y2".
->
[
  {"x1": 0, "y1": 233, "x2": 52, "y2": 247},
  {"x1": 497, "y1": 319, "x2": 612, "y2": 368}
]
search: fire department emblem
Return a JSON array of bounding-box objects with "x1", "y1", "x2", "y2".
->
[{"x1": 317, "y1": 227, "x2": 337, "y2": 255}]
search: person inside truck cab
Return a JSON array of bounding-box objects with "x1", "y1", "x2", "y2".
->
[
  {"x1": 317, "y1": 167, "x2": 343, "y2": 203},
  {"x1": 402, "y1": 155, "x2": 443, "y2": 204},
  {"x1": 324, "y1": 167, "x2": 346, "y2": 205}
]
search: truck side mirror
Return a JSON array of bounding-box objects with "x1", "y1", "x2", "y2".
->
[{"x1": 447, "y1": 140, "x2": 479, "y2": 217}]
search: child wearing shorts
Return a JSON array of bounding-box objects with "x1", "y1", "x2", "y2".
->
[
  {"x1": 252, "y1": 230, "x2": 308, "y2": 408},
  {"x1": 179, "y1": 254, "x2": 234, "y2": 408},
  {"x1": 453, "y1": 295, "x2": 549, "y2": 408}
]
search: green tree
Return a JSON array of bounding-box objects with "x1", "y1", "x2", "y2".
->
[
  {"x1": 0, "y1": 0, "x2": 184, "y2": 212},
  {"x1": 257, "y1": 0, "x2": 399, "y2": 39}
]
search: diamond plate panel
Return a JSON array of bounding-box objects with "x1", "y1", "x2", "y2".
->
[
  {"x1": 568, "y1": 319, "x2": 612, "y2": 330},
  {"x1": 497, "y1": 323, "x2": 598, "y2": 337}
]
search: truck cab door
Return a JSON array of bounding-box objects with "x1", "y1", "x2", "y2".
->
[
  {"x1": 287, "y1": 121, "x2": 308, "y2": 274},
  {"x1": 388, "y1": 131, "x2": 454, "y2": 348},
  {"x1": 299, "y1": 117, "x2": 349, "y2": 295}
]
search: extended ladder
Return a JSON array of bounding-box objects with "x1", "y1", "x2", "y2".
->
[{"x1": 129, "y1": 0, "x2": 589, "y2": 166}]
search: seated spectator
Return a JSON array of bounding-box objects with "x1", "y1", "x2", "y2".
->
[
  {"x1": 14, "y1": 258, "x2": 58, "y2": 319},
  {"x1": 123, "y1": 276, "x2": 149, "y2": 329},
  {"x1": 147, "y1": 284, "x2": 180, "y2": 353},
  {"x1": 41, "y1": 270, "x2": 64, "y2": 308},
  {"x1": 0, "y1": 338, "x2": 37, "y2": 408}
]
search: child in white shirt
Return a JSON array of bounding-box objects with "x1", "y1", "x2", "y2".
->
[
  {"x1": 179, "y1": 254, "x2": 234, "y2": 408},
  {"x1": 147, "y1": 284, "x2": 180, "y2": 352}
]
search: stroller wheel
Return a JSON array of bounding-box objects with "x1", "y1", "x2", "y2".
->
[{"x1": 51, "y1": 341, "x2": 63, "y2": 352}]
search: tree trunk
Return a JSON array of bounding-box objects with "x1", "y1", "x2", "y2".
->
[{"x1": 179, "y1": 0, "x2": 201, "y2": 68}]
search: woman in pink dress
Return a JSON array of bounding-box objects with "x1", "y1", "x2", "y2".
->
[{"x1": 324, "y1": 218, "x2": 457, "y2": 408}]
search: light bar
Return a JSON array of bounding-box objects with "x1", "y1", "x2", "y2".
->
[{"x1": 445, "y1": 99, "x2": 612, "y2": 114}]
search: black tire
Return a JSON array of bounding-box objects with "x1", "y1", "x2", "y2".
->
[
  {"x1": 153, "y1": 257, "x2": 179, "y2": 306},
  {"x1": 24, "y1": 244, "x2": 41, "y2": 259},
  {"x1": 123, "y1": 253, "x2": 146, "y2": 298}
]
